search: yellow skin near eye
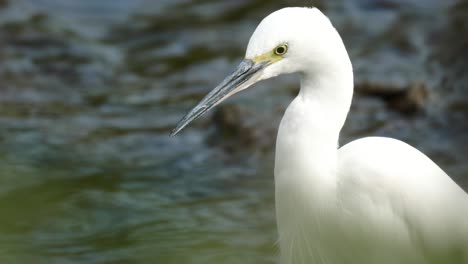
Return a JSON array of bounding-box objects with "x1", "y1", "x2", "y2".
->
[{"x1": 252, "y1": 44, "x2": 288, "y2": 64}]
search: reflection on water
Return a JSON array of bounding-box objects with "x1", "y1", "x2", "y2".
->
[{"x1": 0, "y1": 0, "x2": 466, "y2": 263}]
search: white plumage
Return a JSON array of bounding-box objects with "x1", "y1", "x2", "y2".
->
[{"x1": 172, "y1": 7, "x2": 468, "y2": 264}]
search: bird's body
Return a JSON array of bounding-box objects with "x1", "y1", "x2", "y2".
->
[
  {"x1": 277, "y1": 133, "x2": 468, "y2": 263},
  {"x1": 171, "y1": 7, "x2": 468, "y2": 264}
]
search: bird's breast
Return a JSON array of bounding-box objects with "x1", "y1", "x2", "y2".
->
[{"x1": 274, "y1": 160, "x2": 427, "y2": 264}]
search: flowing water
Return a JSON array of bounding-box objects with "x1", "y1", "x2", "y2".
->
[{"x1": 0, "y1": 0, "x2": 467, "y2": 263}]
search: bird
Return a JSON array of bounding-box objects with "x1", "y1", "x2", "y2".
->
[{"x1": 170, "y1": 7, "x2": 468, "y2": 264}]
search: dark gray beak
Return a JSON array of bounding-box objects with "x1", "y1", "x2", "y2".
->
[{"x1": 170, "y1": 59, "x2": 267, "y2": 136}]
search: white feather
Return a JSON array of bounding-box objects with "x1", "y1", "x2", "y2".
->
[{"x1": 243, "y1": 7, "x2": 468, "y2": 264}]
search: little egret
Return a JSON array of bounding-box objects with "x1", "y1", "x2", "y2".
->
[{"x1": 171, "y1": 7, "x2": 468, "y2": 264}]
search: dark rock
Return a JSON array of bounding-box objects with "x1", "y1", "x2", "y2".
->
[
  {"x1": 356, "y1": 81, "x2": 428, "y2": 115},
  {"x1": 0, "y1": 0, "x2": 8, "y2": 8},
  {"x1": 208, "y1": 103, "x2": 279, "y2": 154},
  {"x1": 208, "y1": 104, "x2": 256, "y2": 152}
]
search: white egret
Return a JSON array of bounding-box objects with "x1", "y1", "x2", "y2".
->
[{"x1": 171, "y1": 7, "x2": 468, "y2": 264}]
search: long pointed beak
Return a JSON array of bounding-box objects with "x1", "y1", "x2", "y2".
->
[{"x1": 170, "y1": 59, "x2": 267, "y2": 136}]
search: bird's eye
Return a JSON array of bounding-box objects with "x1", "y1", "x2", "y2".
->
[{"x1": 274, "y1": 44, "x2": 288, "y2": 55}]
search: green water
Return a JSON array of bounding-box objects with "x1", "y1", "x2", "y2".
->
[{"x1": 0, "y1": 0, "x2": 467, "y2": 263}]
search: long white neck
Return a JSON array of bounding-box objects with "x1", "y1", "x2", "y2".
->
[
  {"x1": 274, "y1": 50, "x2": 353, "y2": 199},
  {"x1": 274, "y1": 48, "x2": 353, "y2": 262}
]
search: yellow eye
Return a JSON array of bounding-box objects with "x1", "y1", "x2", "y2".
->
[{"x1": 274, "y1": 44, "x2": 288, "y2": 55}]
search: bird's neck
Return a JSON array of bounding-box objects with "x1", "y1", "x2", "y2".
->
[{"x1": 274, "y1": 60, "x2": 353, "y2": 198}]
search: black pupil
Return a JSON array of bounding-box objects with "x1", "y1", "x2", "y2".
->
[{"x1": 276, "y1": 47, "x2": 285, "y2": 54}]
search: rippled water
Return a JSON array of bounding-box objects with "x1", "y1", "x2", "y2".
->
[{"x1": 0, "y1": 0, "x2": 467, "y2": 263}]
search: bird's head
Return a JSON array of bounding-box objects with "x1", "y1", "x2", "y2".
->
[{"x1": 171, "y1": 7, "x2": 343, "y2": 136}]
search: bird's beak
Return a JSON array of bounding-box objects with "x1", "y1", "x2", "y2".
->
[{"x1": 170, "y1": 59, "x2": 267, "y2": 136}]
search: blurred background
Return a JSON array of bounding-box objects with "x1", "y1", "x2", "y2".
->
[{"x1": 0, "y1": 0, "x2": 467, "y2": 263}]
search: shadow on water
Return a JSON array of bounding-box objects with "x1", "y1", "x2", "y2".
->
[{"x1": 0, "y1": 0, "x2": 466, "y2": 263}]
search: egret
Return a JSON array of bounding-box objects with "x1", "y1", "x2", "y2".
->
[{"x1": 170, "y1": 7, "x2": 468, "y2": 264}]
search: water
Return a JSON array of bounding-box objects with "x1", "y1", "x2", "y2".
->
[{"x1": 0, "y1": 0, "x2": 467, "y2": 263}]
